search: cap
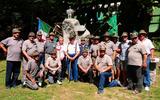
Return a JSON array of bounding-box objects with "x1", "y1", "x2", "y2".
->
[
  {"x1": 130, "y1": 32, "x2": 138, "y2": 39},
  {"x1": 112, "y1": 35, "x2": 119, "y2": 38},
  {"x1": 31, "y1": 51, "x2": 39, "y2": 57},
  {"x1": 37, "y1": 31, "x2": 42, "y2": 35},
  {"x1": 28, "y1": 32, "x2": 35, "y2": 37},
  {"x1": 104, "y1": 32, "x2": 110, "y2": 36},
  {"x1": 50, "y1": 49, "x2": 57, "y2": 55},
  {"x1": 99, "y1": 47, "x2": 106, "y2": 51},
  {"x1": 121, "y1": 32, "x2": 128, "y2": 37},
  {"x1": 94, "y1": 36, "x2": 100, "y2": 39},
  {"x1": 139, "y1": 29, "x2": 147, "y2": 35},
  {"x1": 49, "y1": 32, "x2": 55, "y2": 36},
  {"x1": 82, "y1": 48, "x2": 89, "y2": 53},
  {"x1": 12, "y1": 28, "x2": 21, "y2": 33},
  {"x1": 81, "y1": 37, "x2": 85, "y2": 41}
]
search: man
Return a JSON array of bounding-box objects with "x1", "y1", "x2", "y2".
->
[
  {"x1": 22, "y1": 32, "x2": 38, "y2": 85},
  {"x1": 0, "y1": 28, "x2": 23, "y2": 88},
  {"x1": 35, "y1": 31, "x2": 45, "y2": 65},
  {"x1": 44, "y1": 32, "x2": 57, "y2": 61},
  {"x1": 126, "y1": 32, "x2": 147, "y2": 94},
  {"x1": 111, "y1": 35, "x2": 121, "y2": 81},
  {"x1": 117, "y1": 32, "x2": 131, "y2": 86},
  {"x1": 24, "y1": 51, "x2": 44, "y2": 90},
  {"x1": 90, "y1": 36, "x2": 100, "y2": 77},
  {"x1": 56, "y1": 36, "x2": 66, "y2": 81},
  {"x1": 79, "y1": 37, "x2": 89, "y2": 56},
  {"x1": 65, "y1": 32, "x2": 80, "y2": 82},
  {"x1": 138, "y1": 29, "x2": 155, "y2": 91},
  {"x1": 78, "y1": 48, "x2": 93, "y2": 83},
  {"x1": 95, "y1": 47, "x2": 113, "y2": 94},
  {"x1": 101, "y1": 32, "x2": 117, "y2": 80},
  {"x1": 45, "y1": 49, "x2": 62, "y2": 85}
]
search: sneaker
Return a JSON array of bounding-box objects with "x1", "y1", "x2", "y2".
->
[
  {"x1": 38, "y1": 82, "x2": 42, "y2": 87},
  {"x1": 57, "y1": 80, "x2": 62, "y2": 85},
  {"x1": 145, "y1": 86, "x2": 150, "y2": 91},
  {"x1": 115, "y1": 80, "x2": 123, "y2": 87},
  {"x1": 97, "y1": 90, "x2": 104, "y2": 94}
]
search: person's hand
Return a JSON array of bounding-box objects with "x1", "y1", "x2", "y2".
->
[{"x1": 142, "y1": 62, "x2": 147, "y2": 69}]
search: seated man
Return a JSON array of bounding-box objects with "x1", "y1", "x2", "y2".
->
[
  {"x1": 45, "y1": 49, "x2": 62, "y2": 85},
  {"x1": 24, "y1": 51, "x2": 44, "y2": 90},
  {"x1": 78, "y1": 48, "x2": 93, "y2": 83},
  {"x1": 95, "y1": 47, "x2": 113, "y2": 94}
]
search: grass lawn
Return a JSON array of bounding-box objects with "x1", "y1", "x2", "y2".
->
[{"x1": 0, "y1": 52, "x2": 160, "y2": 100}]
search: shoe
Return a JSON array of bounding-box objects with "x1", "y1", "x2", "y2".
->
[
  {"x1": 97, "y1": 90, "x2": 104, "y2": 94},
  {"x1": 145, "y1": 86, "x2": 150, "y2": 91},
  {"x1": 133, "y1": 90, "x2": 139, "y2": 94},
  {"x1": 115, "y1": 80, "x2": 123, "y2": 87},
  {"x1": 38, "y1": 82, "x2": 42, "y2": 87},
  {"x1": 57, "y1": 80, "x2": 62, "y2": 85}
]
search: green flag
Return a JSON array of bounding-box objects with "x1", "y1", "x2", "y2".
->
[{"x1": 107, "y1": 14, "x2": 118, "y2": 36}]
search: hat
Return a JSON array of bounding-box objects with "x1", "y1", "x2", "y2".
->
[
  {"x1": 28, "y1": 32, "x2": 35, "y2": 37},
  {"x1": 139, "y1": 29, "x2": 147, "y2": 35},
  {"x1": 89, "y1": 35, "x2": 94, "y2": 39},
  {"x1": 12, "y1": 28, "x2": 21, "y2": 33},
  {"x1": 81, "y1": 37, "x2": 85, "y2": 41},
  {"x1": 31, "y1": 51, "x2": 39, "y2": 57},
  {"x1": 130, "y1": 32, "x2": 138, "y2": 39},
  {"x1": 94, "y1": 36, "x2": 100, "y2": 39},
  {"x1": 121, "y1": 32, "x2": 128, "y2": 37},
  {"x1": 99, "y1": 47, "x2": 106, "y2": 51},
  {"x1": 50, "y1": 49, "x2": 57, "y2": 55},
  {"x1": 112, "y1": 35, "x2": 119, "y2": 38},
  {"x1": 104, "y1": 32, "x2": 110, "y2": 36},
  {"x1": 82, "y1": 48, "x2": 89, "y2": 53},
  {"x1": 49, "y1": 32, "x2": 55, "y2": 36},
  {"x1": 69, "y1": 32, "x2": 76, "y2": 39},
  {"x1": 37, "y1": 31, "x2": 42, "y2": 35}
]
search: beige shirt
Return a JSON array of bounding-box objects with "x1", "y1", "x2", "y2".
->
[
  {"x1": 100, "y1": 41, "x2": 117, "y2": 57},
  {"x1": 127, "y1": 41, "x2": 146, "y2": 66},
  {"x1": 90, "y1": 43, "x2": 100, "y2": 57},
  {"x1": 78, "y1": 55, "x2": 93, "y2": 69},
  {"x1": 45, "y1": 57, "x2": 61, "y2": 69},
  {"x1": 95, "y1": 54, "x2": 113, "y2": 69},
  {"x1": 22, "y1": 40, "x2": 37, "y2": 56},
  {"x1": 35, "y1": 39, "x2": 45, "y2": 53}
]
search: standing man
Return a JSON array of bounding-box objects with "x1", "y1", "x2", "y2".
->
[
  {"x1": 138, "y1": 29, "x2": 155, "y2": 91},
  {"x1": 44, "y1": 32, "x2": 57, "y2": 61},
  {"x1": 0, "y1": 28, "x2": 23, "y2": 88},
  {"x1": 35, "y1": 31, "x2": 45, "y2": 66},
  {"x1": 22, "y1": 32, "x2": 37, "y2": 85},
  {"x1": 95, "y1": 47, "x2": 113, "y2": 94},
  {"x1": 117, "y1": 32, "x2": 131, "y2": 86},
  {"x1": 127, "y1": 32, "x2": 147, "y2": 94},
  {"x1": 65, "y1": 32, "x2": 80, "y2": 82},
  {"x1": 56, "y1": 36, "x2": 66, "y2": 81}
]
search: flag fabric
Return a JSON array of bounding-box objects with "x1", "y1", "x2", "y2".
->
[
  {"x1": 107, "y1": 14, "x2": 118, "y2": 36},
  {"x1": 38, "y1": 18, "x2": 52, "y2": 40}
]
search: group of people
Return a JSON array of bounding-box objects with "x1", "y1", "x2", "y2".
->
[{"x1": 0, "y1": 28, "x2": 155, "y2": 94}]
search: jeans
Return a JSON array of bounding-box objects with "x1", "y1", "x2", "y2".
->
[
  {"x1": 39, "y1": 53, "x2": 45, "y2": 65},
  {"x1": 127, "y1": 65, "x2": 143, "y2": 92},
  {"x1": 60, "y1": 58, "x2": 67, "y2": 80},
  {"x1": 6, "y1": 61, "x2": 21, "y2": 87},
  {"x1": 98, "y1": 72, "x2": 112, "y2": 91},
  {"x1": 66, "y1": 54, "x2": 78, "y2": 81},
  {"x1": 143, "y1": 56, "x2": 151, "y2": 87}
]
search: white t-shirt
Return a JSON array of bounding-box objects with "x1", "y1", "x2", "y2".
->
[
  {"x1": 64, "y1": 41, "x2": 80, "y2": 54},
  {"x1": 141, "y1": 38, "x2": 154, "y2": 55},
  {"x1": 56, "y1": 42, "x2": 65, "y2": 60}
]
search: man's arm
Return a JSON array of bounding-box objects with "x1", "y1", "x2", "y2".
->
[
  {"x1": 102, "y1": 65, "x2": 112, "y2": 73},
  {"x1": 142, "y1": 54, "x2": 147, "y2": 69},
  {"x1": 24, "y1": 70, "x2": 36, "y2": 84},
  {"x1": 0, "y1": 43, "x2": 7, "y2": 54},
  {"x1": 22, "y1": 50, "x2": 32, "y2": 61}
]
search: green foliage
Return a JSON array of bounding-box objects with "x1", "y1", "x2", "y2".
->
[{"x1": 153, "y1": 38, "x2": 160, "y2": 51}]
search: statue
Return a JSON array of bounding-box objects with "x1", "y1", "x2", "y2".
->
[{"x1": 62, "y1": 7, "x2": 90, "y2": 45}]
